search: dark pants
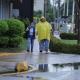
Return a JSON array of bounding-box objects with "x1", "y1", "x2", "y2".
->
[{"x1": 39, "y1": 64, "x2": 48, "y2": 72}]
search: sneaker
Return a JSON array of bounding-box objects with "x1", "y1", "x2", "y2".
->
[
  {"x1": 27, "y1": 50, "x2": 30, "y2": 52},
  {"x1": 40, "y1": 50, "x2": 42, "y2": 53}
]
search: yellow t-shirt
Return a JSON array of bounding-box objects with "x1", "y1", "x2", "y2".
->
[{"x1": 36, "y1": 21, "x2": 52, "y2": 41}]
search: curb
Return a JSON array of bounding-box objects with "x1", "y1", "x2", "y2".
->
[{"x1": 0, "y1": 65, "x2": 37, "y2": 76}]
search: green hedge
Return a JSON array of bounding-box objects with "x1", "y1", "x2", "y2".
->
[
  {"x1": 60, "y1": 33, "x2": 77, "y2": 40},
  {"x1": 7, "y1": 19, "x2": 25, "y2": 37},
  {"x1": 0, "y1": 20, "x2": 8, "y2": 36},
  {"x1": 0, "y1": 37, "x2": 9, "y2": 47},
  {"x1": 9, "y1": 36, "x2": 23, "y2": 47},
  {"x1": 20, "y1": 18, "x2": 30, "y2": 29},
  {"x1": 20, "y1": 18, "x2": 30, "y2": 38},
  {"x1": 0, "y1": 19, "x2": 25, "y2": 48},
  {"x1": 49, "y1": 35, "x2": 80, "y2": 54}
]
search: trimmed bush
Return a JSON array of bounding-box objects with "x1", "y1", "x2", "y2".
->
[
  {"x1": 49, "y1": 35, "x2": 63, "y2": 52},
  {"x1": 49, "y1": 34, "x2": 80, "y2": 54},
  {"x1": 0, "y1": 37, "x2": 9, "y2": 47},
  {"x1": 9, "y1": 36, "x2": 23, "y2": 47},
  {"x1": 0, "y1": 19, "x2": 25, "y2": 49},
  {"x1": 20, "y1": 18, "x2": 30, "y2": 29},
  {"x1": 7, "y1": 19, "x2": 25, "y2": 37},
  {"x1": 20, "y1": 18, "x2": 30, "y2": 38},
  {"x1": 60, "y1": 33, "x2": 77, "y2": 40},
  {"x1": 0, "y1": 20, "x2": 8, "y2": 36}
]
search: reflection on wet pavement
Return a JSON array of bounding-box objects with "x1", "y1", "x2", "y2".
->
[
  {"x1": 0, "y1": 63, "x2": 80, "y2": 75},
  {"x1": 32, "y1": 63, "x2": 80, "y2": 72},
  {"x1": 0, "y1": 61, "x2": 80, "y2": 74},
  {"x1": 0, "y1": 52, "x2": 80, "y2": 79},
  {"x1": 0, "y1": 63, "x2": 80, "y2": 80}
]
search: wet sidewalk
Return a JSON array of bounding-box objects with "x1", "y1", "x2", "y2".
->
[
  {"x1": 0, "y1": 52, "x2": 80, "y2": 64},
  {"x1": 0, "y1": 39, "x2": 80, "y2": 67},
  {"x1": 0, "y1": 38, "x2": 80, "y2": 64},
  {"x1": 0, "y1": 39, "x2": 80, "y2": 80}
]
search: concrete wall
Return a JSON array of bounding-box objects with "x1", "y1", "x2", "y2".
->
[{"x1": 0, "y1": 0, "x2": 33, "y2": 21}]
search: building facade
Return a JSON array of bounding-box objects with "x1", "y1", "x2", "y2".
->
[
  {"x1": 0, "y1": 0, "x2": 20, "y2": 19},
  {"x1": 0, "y1": 0, "x2": 10, "y2": 19},
  {"x1": 0, "y1": 0, "x2": 33, "y2": 21}
]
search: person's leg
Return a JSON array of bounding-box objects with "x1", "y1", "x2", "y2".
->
[
  {"x1": 43, "y1": 64, "x2": 48, "y2": 72},
  {"x1": 38, "y1": 64, "x2": 44, "y2": 72},
  {"x1": 27, "y1": 38, "x2": 30, "y2": 52},
  {"x1": 39, "y1": 40, "x2": 44, "y2": 52},
  {"x1": 44, "y1": 39, "x2": 49, "y2": 54},
  {"x1": 31, "y1": 38, "x2": 34, "y2": 52},
  {"x1": 43, "y1": 40, "x2": 45, "y2": 51}
]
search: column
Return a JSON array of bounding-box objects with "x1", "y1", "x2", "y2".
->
[
  {"x1": 67, "y1": 0, "x2": 69, "y2": 16},
  {"x1": 71, "y1": 0, "x2": 75, "y2": 33},
  {"x1": 63, "y1": 0, "x2": 65, "y2": 16},
  {"x1": 10, "y1": 2, "x2": 13, "y2": 17},
  {"x1": 0, "y1": 0, "x2": 3, "y2": 19}
]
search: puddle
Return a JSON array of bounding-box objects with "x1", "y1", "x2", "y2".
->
[
  {"x1": 0, "y1": 63, "x2": 80, "y2": 74},
  {"x1": 1, "y1": 63, "x2": 80, "y2": 80},
  {"x1": 34, "y1": 63, "x2": 80, "y2": 72}
]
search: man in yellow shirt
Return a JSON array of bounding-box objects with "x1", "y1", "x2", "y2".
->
[{"x1": 36, "y1": 16, "x2": 52, "y2": 54}]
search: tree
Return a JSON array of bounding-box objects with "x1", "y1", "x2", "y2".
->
[
  {"x1": 75, "y1": 0, "x2": 80, "y2": 44},
  {"x1": 44, "y1": 0, "x2": 53, "y2": 22},
  {"x1": 34, "y1": 10, "x2": 42, "y2": 18}
]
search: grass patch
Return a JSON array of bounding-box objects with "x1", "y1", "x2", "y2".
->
[
  {"x1": 49, "y1": 35, "x2": 80, "y2": 54},
  {"x1": 62, "y1": 40, "x2": 77, "y2": 45}
]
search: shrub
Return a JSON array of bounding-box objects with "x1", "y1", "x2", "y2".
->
[
  {"x1": 9, "y1": 36, "x2": 23, "y2": 47},
  {"x1": 20, "y1": 18, "x2": 30, "y2": 38},
  {"x1": 60, "y1": 33, "x2": 77, "y2": 40},
  {"x1": 20, "y1": 18, "x2": 30, "y2": 29},
  {"x1": 0, "y1": 19, "x2": 25, "y2": 49},
  {"x1": 0, "y1": 20, "x2": 8, "y2": 36},
  {"x1": 49, "y1": 34, "x2": 80, "y2": 54},
  {"x1": 0, "y1": 37, "x2": 9, "y2": 47},
  {"x1": 49, "y1": 35, "x2": 63, "y2": 52},
  {"x1": 7, "y1": 19, "x2": 25, "y2": 37}
]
